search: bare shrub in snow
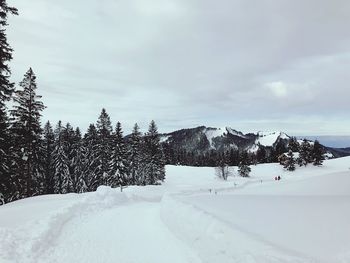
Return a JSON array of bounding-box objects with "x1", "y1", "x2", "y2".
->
[{"x1": 215, "y1": 164, "x2": 233, "y2": 180}]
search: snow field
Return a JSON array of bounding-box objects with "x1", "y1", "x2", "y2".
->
[
  {"x1": 0, "y1": 156, "x2": 350, "y2": 263},
  {"x1": 161, "y1": 194, "x2": 313, "y2": 263}
]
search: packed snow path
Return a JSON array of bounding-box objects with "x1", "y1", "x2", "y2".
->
[
  {"x1": 1, "y1": 156, "x2": 350, "y2": 263},
  {"x1": 0, "y1": 188, "x2": 201, "y2": 263},
  {"x1": 35, "y1": 202, "x2": 201, "y2": 263},
  {"x1": 0, "y1": 190, "x2": 310, "y2": 263}
]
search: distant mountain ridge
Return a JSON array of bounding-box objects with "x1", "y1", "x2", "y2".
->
[
  {"x1": 159, "y1": 126, "x2": 350, "y2": 159},
  {"x1": 160, "y1": 126, "x2": 290, "y2": 153}
]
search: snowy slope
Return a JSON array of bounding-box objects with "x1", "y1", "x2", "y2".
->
[
  {"x1": 1, "y1": 157, "x2": 350, "y2": 263},
  {"x1": 256, "y1": 131, "x2": 289, "y2": 146},
  {"x1": 204, "y1": 127, "x2": 226, "y2": 148},
  {"x1": 226, "y1": 127, "x2": 249, "y2": 139}
]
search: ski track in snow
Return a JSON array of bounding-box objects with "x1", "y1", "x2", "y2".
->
[{"x1": 36, "y1": 202, "x2": 201, "y2": 263}]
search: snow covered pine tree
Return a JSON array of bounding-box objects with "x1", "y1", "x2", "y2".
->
[
  {"x1": 42, "y1": 121, "x2": 55, "y2": 194},
  {"x1": 238, "y1": 151, "x2": 251, "y2": 177},
  {"x1": 53, "y1": 121, "x2": 70, "y2": 194},
  {"x1": 109, "y1": 122, "x2": 129, "y2": 187},
  {"x1": 128, "y1": 123, "x2": 143, "y2": 185},
  {"x1": 284, "y1": 150, "x2": 296, "y2": 171},
  {"x1": 10, "y1": 68, "x2": 45, "y2": 198},
  {"x1": 298, "y1": 139, "x2": 312, "y2": 167},
  {"x1": 0, "y1": 0, "x2": 18, "y2": 204},
  {"x1": 96, "y1": 108, "x2": 113, "y2": 186},
  {"x1": 143, "y1": 120, "x2": 165, "y2": 185},
  {"x1": 312, "y1": 140, "x2": 325, "y2": 166},
  {"x1": 83, "y1": 124, "x2": 100, "y2": 191}
]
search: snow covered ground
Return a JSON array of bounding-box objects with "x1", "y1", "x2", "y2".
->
[{"x1": 1, "y1": 157, "x2": 350, "y2": 263}]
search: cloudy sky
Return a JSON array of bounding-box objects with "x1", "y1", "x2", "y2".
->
[{"x1": 7, "y1": 0, "x2": 350, "y2": 135}]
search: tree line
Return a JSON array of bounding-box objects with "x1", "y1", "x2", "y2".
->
[
  {"x1": 281, "y1": 137, "x2": 325, "y2": 171},
  {"x1": 1, "y1": 69, "x2": 165, "y2": 204},
  {"x1": 163, "y1": 136, "x2": 325, "y2": 170},
  {"x1": 162, "y1": 144, "x2": 280, "y2": 167}
]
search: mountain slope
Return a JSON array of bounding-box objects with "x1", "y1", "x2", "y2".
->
[{"x1": 160, "y1": 126, "x2": 289, "y2": 153}]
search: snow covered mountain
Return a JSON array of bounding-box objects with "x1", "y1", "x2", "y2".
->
[{"x1": 160, "y1": 126, "x2": 290, "y2": 153}]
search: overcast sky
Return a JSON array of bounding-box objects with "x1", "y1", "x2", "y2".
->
[{"x1": 7, "y1": 0, "x2": 350, "y2": 135}]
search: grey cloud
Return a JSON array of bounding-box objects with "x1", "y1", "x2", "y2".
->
[{"x1": 6, "y1": 0, "x2": 350, "y2": 135}]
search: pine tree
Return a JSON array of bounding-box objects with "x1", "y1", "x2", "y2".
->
[
  {"x1": 42, "y1": 121, "x2": 55, "y2": 194},
  {"x1": 238, "y1": 163, "x2": 251, "y2": 177},
  {"x1": 73, "y1": 128, "x2": 87, "y2": 193},
  {"x1": 53, "y1": 121, "x2": 69, "y2": 194},
  {"x1": 128, "y1": 123, "x2": 143, "y2": 185},
  {"x1": 95, "y1": 108, "x2": 112, "y2": 186},
  {"x1": 272, "y1": 139, "x2": 288, "y2": 162},
  {"x1": 109, "y1": 122, "x2": 128, "y2": 187},
  {"x1": 83, "y1": 124, "x2": 99, "y2": 191},
  {"x1": 143, "y1": 120, "x2": 165, "y2": 185},
  {"x1": 298, "y1": 139, "x2": 312, "y2": 167},
  {"x1": 284, "y1": 150, "x2": 296, "y2": 171},
  {"x1": 61, "y1": 123, "x2": 77, "y2": 192},
  {"x1": 0, "y1": 0, "x2": 18, "y2": 204},
  {"x1": 288, "y1": 137, "x2": 299, "y2": 152},
  {"x1": 312, "y1": 140, "x2": 325, "y2": 166},
  {"x1": 70, "y1": 127, "x2": 83, "y2": 193},
  {"x1": 256, "y1": 144, "x2": 267, "y2": 164},
  {"x1": 10, "y1": 68, "x2": 45, "y2": 198},
  {"x1": 228, "y1": 149, "x2": 239, "y2": 166},
  {"x1": 0, "y1": 108, "x2": 13, "y2": 202},
  {"x1": 238, "y1": 151, "x2": 251, "y2": 177},
  {"x1": 0, "y1": 0, "x2": 18, "y2": 107}
]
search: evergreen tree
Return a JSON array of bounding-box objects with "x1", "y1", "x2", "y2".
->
[
  {"x1": 238, "y1": 151, "x2": 251, "y2": 177},
  {"x1": 0, "y1": 108, "x2": 13, "y2": 202},
  {"x1": 109, "y1": 122, "x2": 128, "y2": 187},
  {"x1": 312, "y1": 140, "x2": 325, "y2": 166},
  {"x1": 74, "y1": 130, "x2": 87, "y2": 193},
  {"x1": 238, "y1": 163, "x2": 251, "y2": 177},
  {"x1": 0, "y1": 0, "x2": 17, "y2": 203},
  {"x1": 10, "y1": 68, "x2": 45, "y2": 198},
  {"x1": 83, "y1": 124, "x2": 99, "y2": 191},
  {"x1": 228, "y1": 149, "x2": 239, "y2": 166},
  {"x1": 42, "y1": 121, "x2": 55, "y2": 194},
  {"x1": 256, "y1": 144, "x2": 267, "y2": 163},
  {"x1": 271, "y1": 139, "x2": 288, "y2": 162},
  {"x1": 95, "y1": 108, "x2": 112, "y2": 185},
  {"x1": 53, "y1": 121, "x2": 69, "y2": 194},
  {"x1": 61, "y1": 123, "x2": 76, "y2": 192},
  {"x1": 128, "y1": 123, "x2": 143, "y2": 185},
  {"x1": 288, "y1": 137, "x2": 299, "y2": 152},
  {"x1": 239, "y1": 151, "x2": 250, "y2": 165},
  {"x1": 0, "y1": 0, "x2": 18, "y2": 107},
  {"x1": 143, "y1": 120, "x2": 165, "y2": 185},
  {"x1": 298, "y1": 139, "x2": 312, "y2": 167},
  {"x1": 284, "y1": 150, "x2": 296, "y2": 171},
  {"x1": 70, "y1": 127, "x2": 83, "y2": 193}
]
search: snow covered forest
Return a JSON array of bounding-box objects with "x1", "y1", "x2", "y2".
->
[
  {"x1": 0, "y1": 2, "x2": 166, "y2": 204},
  {"x1": 0, "y1": 68, "x2": 166, "y2": 203}
]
